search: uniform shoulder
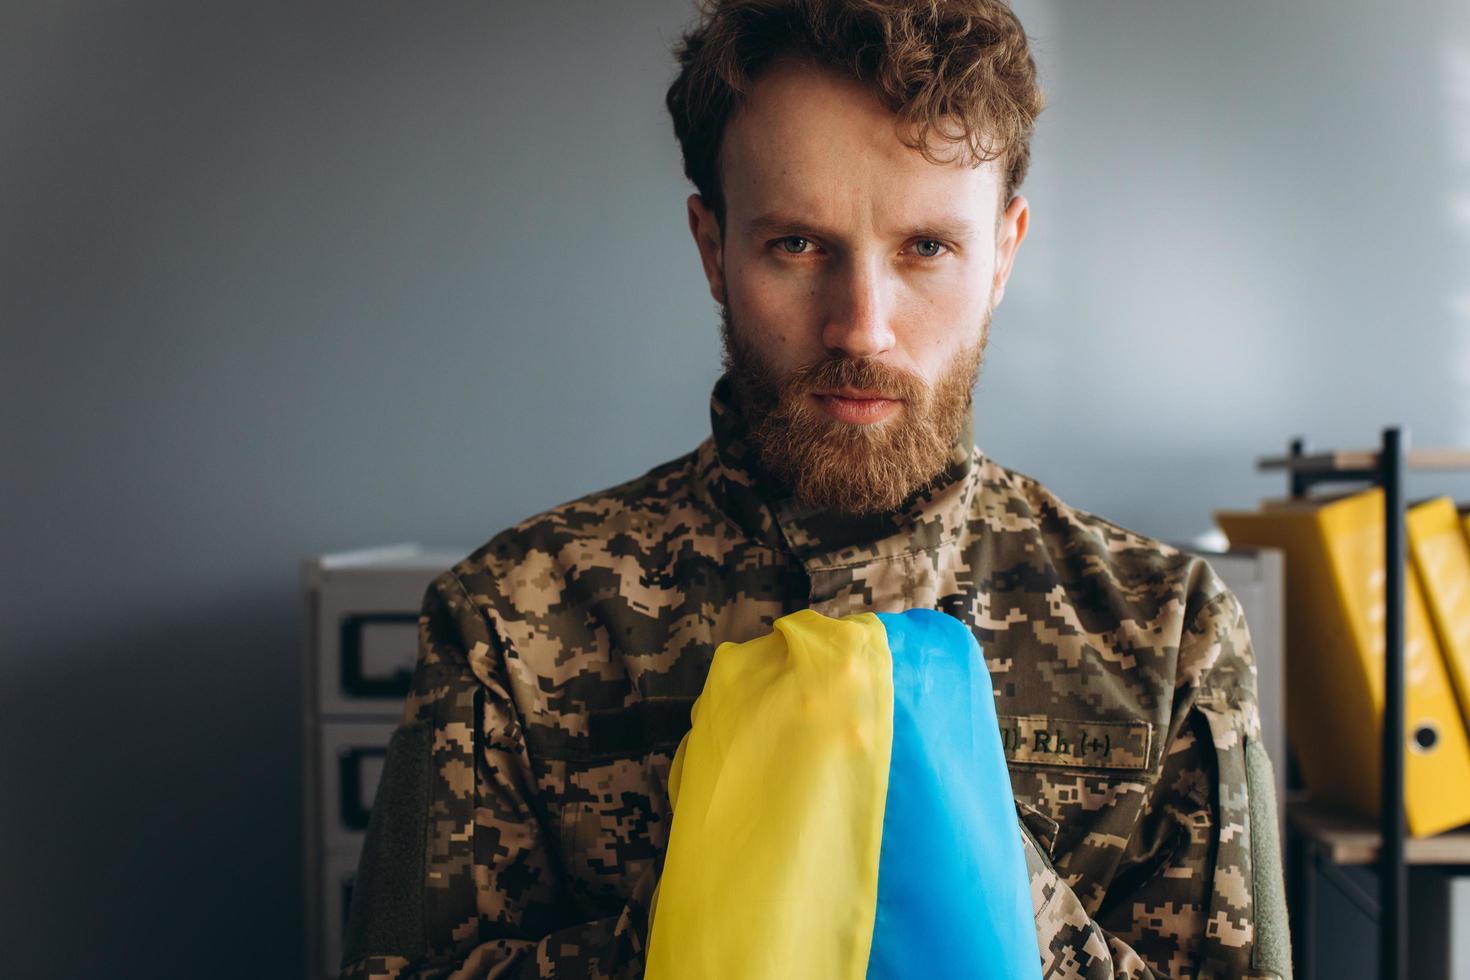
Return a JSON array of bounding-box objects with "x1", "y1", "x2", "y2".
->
[
  {"x1": 976, "y1": 454, "x2": 1235, "y2": 627},
  {"x1": 979, "y1": 455, "x2": 1250, "y2": 699},
  {"x1": 445, "y1": 446, "x2": 704, "y2": 595}
]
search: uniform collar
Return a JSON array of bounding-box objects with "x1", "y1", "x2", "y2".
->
[{"x1": 695, "y1": 373, "x2": 981, "y2": 566}]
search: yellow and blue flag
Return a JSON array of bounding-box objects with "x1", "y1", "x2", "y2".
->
[{"x1": 646, "y1": 607, "x2": 1040, "y2": 979}]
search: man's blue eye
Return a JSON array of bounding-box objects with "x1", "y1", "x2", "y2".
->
[
  {"x1": 778, "y1": 236, "x2": 811, "y2": 254},
  {"x1": 914, "y1": 239, "x2": 945, "y2": 257}
]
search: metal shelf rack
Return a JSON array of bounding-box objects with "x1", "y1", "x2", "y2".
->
[{"x1": 1259, "y1": 428, "x2": 1470, "y2": 980}]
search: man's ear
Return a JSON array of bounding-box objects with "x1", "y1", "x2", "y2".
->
[
  {"x1": 687, "y1": 193, "x2": 727, "y2": 306},
  {"x1": 991, "y1": 194, "x2": 1030, "y2": 307}
]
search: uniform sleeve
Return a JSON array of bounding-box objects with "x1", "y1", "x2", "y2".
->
[
  {"x1": 1022, "y1": 587, "x2": 1293, "y2": 980},
  {"x1": 339, "y1": 572, "x2": 656, "y2": 980}
]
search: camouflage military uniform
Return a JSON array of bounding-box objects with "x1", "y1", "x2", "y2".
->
[{"x1": 341, "y1": 375, "x2": 1291, "y2": 980}]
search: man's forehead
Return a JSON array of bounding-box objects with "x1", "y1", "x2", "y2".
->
[{"x1": 719, "y1": 58, "x2": 1001, "y2": 225}]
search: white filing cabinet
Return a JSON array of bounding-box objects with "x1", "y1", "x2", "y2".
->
[{"x1": 301, "y1": 545, "x2": 465, "y2": 980}]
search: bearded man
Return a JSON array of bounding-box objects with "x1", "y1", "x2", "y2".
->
[{"x1": 342, "y1": 1, "x2": 1291, "y2": 978}]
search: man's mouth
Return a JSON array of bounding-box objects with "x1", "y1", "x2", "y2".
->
[{"x1": 810, "y1": 387, "x2": 902, "y2": 425}]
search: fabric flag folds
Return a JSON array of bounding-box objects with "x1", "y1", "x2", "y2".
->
[{"x1": 645, "y1": 607, "x2": 1041, "y2": 979}]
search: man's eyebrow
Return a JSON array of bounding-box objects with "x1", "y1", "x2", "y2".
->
[
  {"x1": 743, "y1": 211, "x2": 829, "y2": 238},
  {"x1": 743, "y1": 211, "x2": 980, "y2": 241},
  {"x1": 896, "y1": 218, "x2": 979, "y2": 242}
]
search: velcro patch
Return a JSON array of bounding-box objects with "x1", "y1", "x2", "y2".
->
[{"x1": 997, "y1": 715, "x2": 1153, "y2": 771}]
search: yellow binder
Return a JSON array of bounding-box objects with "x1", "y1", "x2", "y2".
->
[
  {"x1": 1216, "y1": 488, "x2": 1470, "y2": 836},
  {"x1": 1407, "y1": 497, "x2": 1470, "y2": 732}
]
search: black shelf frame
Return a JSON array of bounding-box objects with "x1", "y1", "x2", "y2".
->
[{"x1": 1266, "y1": 429, "x2": 1411, "y2": 980}]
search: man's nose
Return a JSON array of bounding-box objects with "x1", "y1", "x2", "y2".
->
[{"x1": 820, "y1": 258, "x2": 897, "y2": 359}]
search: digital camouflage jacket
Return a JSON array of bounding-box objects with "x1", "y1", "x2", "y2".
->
[{"x1": 341, "y1": 376, "x2": 1291, "y2": 980}]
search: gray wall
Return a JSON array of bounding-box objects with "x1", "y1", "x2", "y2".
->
[{"x1": 5, "y1": 0, "x2": 1468, "y2": 976}]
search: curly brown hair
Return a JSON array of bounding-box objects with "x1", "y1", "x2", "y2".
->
[{"x1": 666, "y1": 0, "x2": 1045, "y2": 227}]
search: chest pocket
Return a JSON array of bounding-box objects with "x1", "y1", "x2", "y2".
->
[
  {"x1": 559, "y1": 697, "x2": 697, "y2": 915},
  {"x1": 1000, "y1": 714, "x2": 1160, "y2": 913}
]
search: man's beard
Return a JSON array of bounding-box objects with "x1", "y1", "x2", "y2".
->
[{"x1": 720, "y1": 307, "x2": 988, "y2": 515}]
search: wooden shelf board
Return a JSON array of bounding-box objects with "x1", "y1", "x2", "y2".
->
[
  {"x1": 1289, "y1": 799, "x2": 1470, "y2": 866},
  {"x1": 1257, "y1": 448, "x2": 1470, "y2": 474}
]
